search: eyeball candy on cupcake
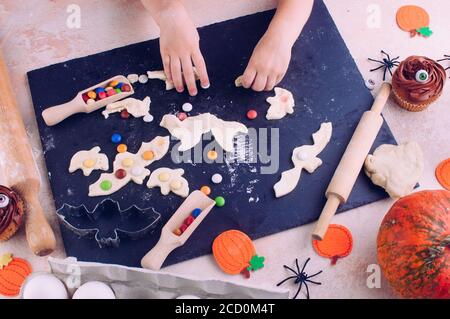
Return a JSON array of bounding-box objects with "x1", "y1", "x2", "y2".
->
[
  {"x1": 392, "y1": 56, "x2": 446, "y2": 112},
  {"x1": 72, "y1": 281, "x2": 116, "y2": 299},
  {"x1": 0, "y1": 185, "x2": 24, "y2": 241}
]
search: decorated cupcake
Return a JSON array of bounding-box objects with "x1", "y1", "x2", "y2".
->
[
  {"x1": 0, "y1": 186, "x2": 24, "y2": 241},
  {"x1": 392, "y1": 56, "x2": 446, "y2": 112}
]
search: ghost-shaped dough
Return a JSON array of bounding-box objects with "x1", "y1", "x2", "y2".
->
[
  {"x1": 147, "y1": 168, "x2": 189, "y2": 198},
  {"x1": 364, "y1": 142, "x2": 424, "y2": 199},
  {"x1": 69, "y1": 146, "x2": 109, "y2": 176},
  {"x1": 103, "y1": 97, "x2": 152, "y2": 122},
  {"x1": 160, "y1": 113, "x2": 248, "y2": 152},
  {"x1": 266, "y1": 87, "x2": 295, "y2": 120}
]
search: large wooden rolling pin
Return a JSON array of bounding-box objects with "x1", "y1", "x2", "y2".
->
[
  {"x1": 312, "y1": 83, "x2": 392, "y2": 240},
  {"x1": 0, "y1": 50, "x2": 56, "y2": 255}
]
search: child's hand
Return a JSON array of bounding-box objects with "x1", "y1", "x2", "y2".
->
[
  {"x1": 158, "y1": 3, "x2": 209, "y2": 95},
  {"x1": 242, "y1": 32, "x2": 292, "y2": 92}
]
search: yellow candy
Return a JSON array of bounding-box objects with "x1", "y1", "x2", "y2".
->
[
  {"x1": 117, "y1": 144, "x2": 127, "y2": 153},
  {"x1": 83, "y1": 159, "x2": 96, "y2": 168},
  {"x1": 122, "y1": 158, "x2": 134, "y2": 167},
  {"x1": 170, "y1": 180, "x2": 182, "y2": 190},
  {"x1": 109, "y1": 80, "x2": 119, "y2": 87},
  {"x1": 158, "y1": 172, "x2": 170, "y2": 182},
  {"x1": 142, "y1": 150, "x2": 155, "y2": 161}
]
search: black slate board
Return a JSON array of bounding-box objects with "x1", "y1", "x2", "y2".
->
[{"x1": 28, "y1": 0, "x2": 396, "y2": 268}]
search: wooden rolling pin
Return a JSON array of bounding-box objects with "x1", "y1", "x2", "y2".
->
[
  {"x1": 0, "y1": 50, "x2": 56, "y2": 255},
  {"x1": 312, "y1": 82, "x2": 392, "y2": 240}
]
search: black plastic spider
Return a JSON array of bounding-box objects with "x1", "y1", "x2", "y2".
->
[
  {"x1": 437, "y1": 55, "x2": 450, "y2": 71},
  {"x1": 368, "y1": 50, "x2": 400, "y2": 81},
  {"x1": 276, "y1": 258, "x2": 322, "y2": 299}
]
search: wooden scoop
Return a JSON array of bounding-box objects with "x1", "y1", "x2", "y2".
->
[
  {"x1": 0, "y1": 50, "x2": 56, "y2": 256},
  {"x1": 141, "y1": 190, "x2": 216, "y2": 271},
  {"x1": 41, "y1": 75, "x2": 134, "y2": 126}
]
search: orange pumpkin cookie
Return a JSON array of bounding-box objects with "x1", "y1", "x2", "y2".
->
[
  {"x1": 396, "y1": 5, "x2": 432, "y2": 37},
  {"x1": 436, "y1": 158, "x2": 450, "y2": 191},
  {"x1": 312, "y1": 224, "x2": 353, "y2": 265},
  {"x1": 212, "y1": 230, "x2": 265, "y2": 277},
  {"x1": 0, "y1": 253, "x2": 32, "y2": 297}
]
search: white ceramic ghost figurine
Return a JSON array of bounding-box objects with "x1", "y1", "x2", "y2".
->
[
  {"x1": 69, "y1": 146, "x2": 109, "y2": 176},
  {"x1": 102, "y1": 97, "x2": 152, "y2": 122},
  {"x1": 266, "y1": 87, "x2": 295, "y2": 120}
]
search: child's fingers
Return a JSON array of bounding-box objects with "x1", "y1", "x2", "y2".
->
[
  {"x1": 192, "y1": 51, "x2": 210, "y2": 89},
  {"x1": 252, "y1": 73, "x2": 267, "y2": 92},
  {"x1": 170, "y1": 57, "x2": 184, "y2": 93},
  {"x1": 242, "y1": 68, "x2": 256, "y2": 89},
  {"x1": 181, "y1": 56, "x2": 197, "y2": 96},
  {"x1": 265, "y1": 75, "x2": 277, "y2": 91},
  {"x1": 162, "y1": 55, "x2": 172, "y2": 83}
]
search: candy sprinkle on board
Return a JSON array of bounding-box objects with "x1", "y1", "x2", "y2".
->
[
  {"x1": 312, "y1": 224, "x2": 353, "y2": 265},
  {"x1": 436, "y1": 158, "x2": 450, "y2": 190}
]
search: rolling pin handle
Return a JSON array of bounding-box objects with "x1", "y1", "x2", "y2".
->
[
  {"x1": 371, "y1": 83, "x2": 392, "y2": 115},
  {"x1": 312, "y1": 194, "x2": 342, "y2": 241}
]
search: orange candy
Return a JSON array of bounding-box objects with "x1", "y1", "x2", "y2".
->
[
  {"x1": 207, "y1": 150, "x2": 218, "y2": 160},
  {"x1": 435, "y1": 158, "x2": 450, "y2": 191},
  {"x1": 312, "y1": 224, "x2": 353, "y2": 265},
  {"x1": 200, "y1": 186, "x2": 211, "y2": 195},
  {"x1": 117, "y1": 144, "x2": 127, "y2": 153},
  {"x1": 142, "y1": 150, "x2": 155, "y2": 161}
]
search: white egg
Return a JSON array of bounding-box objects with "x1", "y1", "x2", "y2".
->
[
  {"x1": 72, "y1": 281, "x2": 116, "y2": 299},
  {"x1": 22, "y1": 273, "x2": 68, "y2": 299}
]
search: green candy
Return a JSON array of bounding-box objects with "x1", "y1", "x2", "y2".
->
[
  {"x1": 115, "y1": 88, "x2": 122, "y2": 94},
  {"x1": 100, "y1": 180, "x2": 112, "y2": 191},
  {"x1": 215, "y1": 196, "x2": 225, "y2": 207}
]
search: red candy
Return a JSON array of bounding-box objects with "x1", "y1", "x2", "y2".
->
[
  {"x1": 82, "y1": 93, "x2": 90, "y2": 103},
  {"x1": 107, "y1": 89, "x2": 116, "y2": 97},
  {"x1": 120, "y1": 110, "x2": 130, "y2": 119},
  {"x1": 121, "y1": 84, "x2": 132, "y2": 92},
  {"x1": 184, "y1": 215, "x2": 195, "y2": 226},
  {"x1": 180, "y1": 224, "x2": 188, "y2": 233},
  {"x1": 98, "y1": 91, "x2": 107, "y2": 100},
  {"x1": 177, "y1": 112, "x2": 188, "y2": 121},
  {"x1": 247, "y1": 110, "x2": 258, "y2": 120},
  {"x1": 115, "y1": 169, "x2": 127, "y2": 179}
]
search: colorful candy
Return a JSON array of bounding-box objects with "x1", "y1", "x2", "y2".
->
[
  {"x1": 117, "y1": 144, "x2": 127, "y2": 153},
  {"x1": 192, "y1": 208, "x2": 202, "y2": 218},
  {"x1": 115, "y1": 169, "x2": 127, "y2": 179},
  {"x1": 215, "y1": 196, "x2": 225, "y2": 207},
  {"x1": 247, "y1": 110, "x2": 258, "y2": 120},
  {"x1": 207, "y1": 150, "x2": 218, "y2": 160},
  {"x1": 184, "y1": 215, "x2": 195, "y2": 226},
  {"x1": 212, "y1": 173, "x2": 223, "y2": 184},
  {"x1": 182, "y1": 103, "x2": 193, "y2": 112},
  {"x1": 120, "y1": 110, "x2": 130, "y2": 119},
  {"x1": 111, "y1": 133, "x2": 122, "y2": 144},
  {"x1": 83, "y1": 81, "x2": 132, "y2": 105},
  {"x1": 174, "y1": 208, "x2": 202, "y2": 236},
  {"x1": 200, "y1": 186, "x2": 211, "y2": 196},
  {"x1": 177, "y1": 112, "x2": 188, "y2": 121},
  {"x1": 100, "y1": 180, "x2": 112, "y2": 191},
  {"x1": 142, "y1": 150, "x2": 155, "y2": 161}
]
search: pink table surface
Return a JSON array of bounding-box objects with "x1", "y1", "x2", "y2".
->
[{"x1": 0, "y1": 0, "x2": 449, "y2": 299}]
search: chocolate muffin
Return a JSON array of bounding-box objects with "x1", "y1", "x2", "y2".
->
[
  {"x1": 392, "y1": 56, "x2": 447, "y2": 112},
  {"x1": 0, "y1": 186, "x2": 24, "y2": 241}
]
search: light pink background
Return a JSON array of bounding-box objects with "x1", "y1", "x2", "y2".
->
[{"x1": 0, "y1": 0, "x2": 449, "y2": 299}]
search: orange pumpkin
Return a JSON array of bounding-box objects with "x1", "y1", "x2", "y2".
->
[
  {"x1": 396, "y1": 5, "x2": 432, "y2": 37},
  {"x1": 377, "y1": 190, "x2": 450, "y2": 299},
  {"x1": 0, "y1": 253, "x2": 32, "y2": 297},
  {"x1": 312, "y1": 224, "x2": 353, "y2": 265},
  {"x1": 213, "y1": 230, "x2": 256, "y2": 275}
]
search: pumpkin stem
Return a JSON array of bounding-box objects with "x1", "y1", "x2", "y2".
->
[
  {"x1": 241, "y1": 268, "x2": 251, "y2": 279},
  {"x1": 0, "y1": 253, "x2": 13, "y2": 269},
  {"x1": 409, "y1": 30, "x2": 417, "y2": 37},
  {"x1": 330, "y1": 256, "x2": 340, "y2": 265}
]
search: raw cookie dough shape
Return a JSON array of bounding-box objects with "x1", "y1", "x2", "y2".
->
[
  {"x1": 160, "y1": 113, "x2": 248, "y2": 152},
  {"x1": 364, "y1": 142, "x2": 423, "y2": 199},
  {"x1": 89, "y1": 136, "x2": 170, "y2": 197},
  {"x1": 274, "y1": 123, "x2": 332, "y2": 198},
  {"x1": 147, "y1": 69, "x2": 200, "y2": 91},
  {"x1": 69, "y1": 146, "x2": 109, "y2": 176},
  {"x1": 266, "y1": 87, "x2": 295, "y2": 120},
  {"x1": 103, "y1": 97, "x2": 152, "y2": 122},
  {"x1": 147, "y1": 168, "x2": 189, "y2": 198}
]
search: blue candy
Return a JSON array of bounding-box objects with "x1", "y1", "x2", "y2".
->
[
  {"x1": 116, "y1": 82, "x2": 124, "y2": 89},
  {"x1": 111, "y1": 133, "x2": 122, "y2": 144},
  {"x1": 95, "y1": 87, "x2": 106, "y2": 94},
  {"x1": 192, "y1": 208, "x2": 202, "y2": 218}
]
